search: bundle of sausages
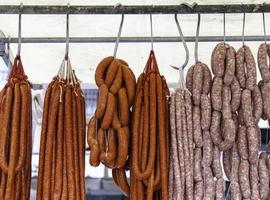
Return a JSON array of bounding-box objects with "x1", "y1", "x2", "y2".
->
[
  {"x1": 0, "y1": 56, "x2": 32, "y2": 200},
  {"x1": 130, "y1": 50, "x2": 170, "y2": 200},
  {"x1": 258, "y1": 43, "x2": 270, "y2": 152},
  {"x1": 88, "y1": 56, "x2": 136, "y2": 197},
  {"x1": 37, "y1": 59, "x2": 86, "y2": 200},
  {"x1": 169, "y1": 88, "x2": 193, "y2": 200}
]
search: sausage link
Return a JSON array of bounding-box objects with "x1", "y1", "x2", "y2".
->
[
  {"x1": 212, "y1": 145, "x2": 223, "y2": 178},
  {"x1": 261, "y1": 81, "x2": 270, "y2": 120},
  {"x1": 185, "y1": 65, "x2": 194, "y2": 93},
  {"x1": 194, "y1": 147, "x2": 203, "y2": 182},
  {"x1": 211, "y1": 42, "x2": 226, "y2": 77},
  {"x1": 237, "y1": 125, "x2": 248, "y2": 160},
  {"x1": 87, "y1": 116, "x2": 97, "y2": 148},
  {"x1": 258, "y1": 153, "x2": 269, "y2": 200},
  {"x1": 113, "y1": 168, "x2": 130, "y2": 197},
  {"x1": 194, "y1": 181, "x2": 204, "y2": 200},
  {"x1": 210, "y1": 111, "x2": 222, "y2": 145},
  {"x1": 118, "y1": 88, "x2": 129, "y2": 126},
  {"x1": 252, "y1": 85, "x2": 263, "y2": 123},
  {"x1": 200, "y1": 94, "x2": 211, "y2": 130},
  {"x1": 202, "y1": 130, "x2": 213, "y2": 167},
  {"x1": 192, "y1": 63, "x2": 203, "y2": 105},
  {"x1": 204, "y1": 167, "x2": 215, "y2": 200},
  {"x1": 236, "y1": 47, "x2": 246, "y2": 88},
  {"x1": 219, "y1": 119, "x2": 236, "y2": 151},
  {"x1": 156, "y1": 74, "x2": 168, "y2": 200},
  {"x1": 231, "y1": 77, "x2": 241, "y2": 112},
  {"x1": 106, "y1": 128, "x2": 117, "y2": 167},
  {"x1": 244, "y1": 45, "x2": 257, "y2": 91},
  {"x1": 97, "y1": 128, "x2": 106, "y2": 163},
  {"x1": 104, "y1": 59, "x2": 120, "y2": 87},
  {"x1": 176, "y1": 90, "x2": 186, "y2": 189},
  {"x1": 169, "y1": 93, "x2": 182, "y2": 199},
  {"x1": 241, "y1": 89, "x2": 255, "y2": 127},
  {"x1": 64, "y1": 86, "x2": 76, "y2": 200},
  {"x1": 250, "y1": 164, "x2": 260, "y2": 200},
  {"x1": 223, "y1": 148, "x2": 232, "y2": 181},
  {"x1": 110, "y1": 65, "x2": 122, "y2": 95},
  {"x1": 95, "y1": 56, "x2": 114, "y2": 86},
  {"x1": 89, "y1": 143, "x2": 100, "y2": 167},
  {"x1": 101, "y1": 92, "x2": 115, "y2": 129},
  {"x1": 258, "y1": 43, "x2": 270, "y2": 82},
  {"x1": 224, "y1": 46, "x2": 236, "y2": 86},
  {"x1": 40, "y1": 84, "x2": 60, "y2": 200},
  {"x1": 193, "y1": 106, "x2": 203, "y2": 147},
  {"x1": 115, "y1": 127, "x2": 129, "y2": 168},
  {"x1": 239, "y1": 159, "x2": 251, "y2": 199},
  {"x1": 215, "y1": 178, "x2": 225, "y2": 200},
  {"x1": 247, "y1": 126, "x2": 259, "y2": 164},
  {"x1": 122, "y1": 64, "x2": 136, "y2": 106},
  {"x1": 222, "y1": 85, "x2": 232, "y2": 120},
  {"x1": 95, "y1": 84, "x2": 108, "y2": 119},
  {"x1": 201, "y1": 63, "x2": 212, "y2": 94},
  {"x1": 53, "y1": 96, "x2": 64, "y2": 200},
  {"x1": 211, "y1": 77, "x2": 223, "y2": 111}
]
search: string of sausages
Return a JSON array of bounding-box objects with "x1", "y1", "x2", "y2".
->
[
  {"x1": 36, "y1": 58, "x2": 86, "y2": 200},
  {"x1": 0, "y1": 55, "x2": 32, "y2": 200},
  {"x1": 88, "y1": 56, "x2": 136, "y2": 197},
  {"x1": 130, "y1": 50, "x2": 170, "y2": 200}
]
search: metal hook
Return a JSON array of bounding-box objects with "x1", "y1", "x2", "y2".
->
[
  {"x1": 17, "y1": 3, "x2": 23, "y2": 56},
  {"x1": 223, "y1": 4, "x2": 226, "y2": 43},
  {"x1": 262, "y1": 2, "x2": 267, "y2": 44},
  {"x1": 65, "y1": 3, "x2": 70, "y2": 60},
  {"x1": 150, "y1": 13, "x2": 154, "y2": 50},
  {"x1": 113, "y1": 13, "x2": 124, "y2": 59},
  {"x1": 195, "y1": 13, "x2": 201, "y2": 63},
  {"x1": 171, "y1": 14, "x2": 189, "y2": 71},
  {"x1": 242, "y1": 8, "x2": 246, "y2": 46}
]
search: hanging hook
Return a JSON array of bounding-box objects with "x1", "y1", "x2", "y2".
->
[
  {"x1": 65, "y1": 3, "x2": 70, "y2": 60},
  {"x1": 223, "y1": 4, "x2": 226, "y2": 43},
  {"x1": 242, "y1": 6, "x2": 246, "y2": 46},
  {"x1": 150, "y1": 13, "x2": 154, "y2": 50},
  {"x1": 171, "y1": 14, "x2": 189, "y2": 71},
  {"x1": 262, "y1": 12, "x2": 267, "y2": 44},
  {"x1": 113, "y1": 13, "x2": 124, "y2": 59},
  {"x1": 17, "y1": 3, "x2": 23, "y2": 57},
  {"x1": 194, "y1": 13, "x2": 201, "y2": 63}
]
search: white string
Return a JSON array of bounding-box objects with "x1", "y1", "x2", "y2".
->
[{"x1": 65, "y1": 3, "x2": 70, "y2": 60}]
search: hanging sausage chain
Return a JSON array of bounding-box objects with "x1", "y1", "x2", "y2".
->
[
  {"x1": 0, "y1": 56, "x2": 32, "y2": 200},
  {"x1": 129, "y1": 50, "x2": 170, "y2": 200},
  {"x1": 88, "y1": 55, "x2": 136, "y2": 197},
  {"x1": 36, "y1": 58, "x2": 86, "y2": 200}
]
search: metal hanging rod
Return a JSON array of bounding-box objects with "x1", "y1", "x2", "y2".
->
[
  {"x1": 1, "y1": 36, "x2": 270, "y2": 43},
  {"x1": 0, "y1": 4, "x2": 269, "y2": 14}
]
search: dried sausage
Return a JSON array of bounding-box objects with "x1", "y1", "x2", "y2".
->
[
  {"x1": 224, "y1": 46, "x2": 236, "y2": 86},
  {"x1": 95, "y1": 56, "x2": 113, "y2": 86},
  {"x1": 252, "y1": 85, "x2": 263, "y2": 123},
  {"x1": 239, "y1": 159, "x2": 251, "y2": 199},
  {"x1": 211, "y1": 42, "x2": 226, "y2": 77},
  {"x1": 118, "y1": 88, "x2": 129, "y2": 126},
  {"x1": 201, "y1": 63, "x2": 212, "y2": 94},
  {"x1": 211, "y1": 77, "x2": 223, "y2": 111},
  {"x1": 250, "y1": 164, "x2": 260, "y2": 200},
  {"x1": 105, "y1": 59, "x2": 120, "y2": 87},
  {"x1": 241, "y1": 89, "x2": 255, "y2": 127},
  {"x1": 222, "y1": 86, "x2": 232, "y2": 120},
  {"x1": 200, "y1": 94, "x2": 211, "y2": 130},
  {"x1": 193, "y1": 106, "x2": 203, "y2": 147},
  {"x1": 258, "y1": 43, "x2": 270, "y2": 82},
  {"x1": 95, "y1": 84, "x2": 108, "y2": 119},
  {"x1": 194, "y1": 147, "x2": 203, "y2": 182},
  {"x1": 101, "y1": 92, "x2": 115, "y2": 129},
  {"x1": 247, "y1": 126, "x2": 259, "y2": 164},
  {"x1": 110, "y1": 66, "x2": 122, "y2": 95},
  {"x1": 212, "y1": 145, "x2": 223, "y2": 178},
  {"x1": 115, "y1": 127, "x2": 129, "y2": 168},
  {"x1": 231, "y1": 77, "x2": 241, "y2": 112},
  {"x1": 260, "y1": 81, "x2": 270, "y2": 120},
  {"x1": 202, "y1": 130, "x2": 213, "y2": 167},
  {"x1": 122, "y1": 64, "x2": 136, "y2": 106},
  {"x1": 236, "y1": 47, "x2": 246, "y2": 88},
  {"x1": 237, "y1": 125, "x2": 248, "y2": 160},
  {"x1": 192, "y1": 63, "x2": 203, "y2": 105},
  {"x1": 186, "y1": 65, "x2": 194, "y2": 93},
  {"x1": 258, "y1": 153, "x2": 269, "y2": 200},
  {"x1": 219, "y1": 119, "x2": 236, "y2": 151},
  {"x1": 244, "y1": 46, "x2": 257, "y2": 91}
]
